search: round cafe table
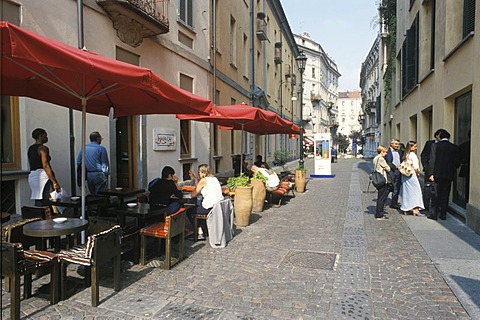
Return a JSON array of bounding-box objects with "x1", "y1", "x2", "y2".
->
[{"x1": 23, "y1": 218, "x2": 89, "y2": 251}]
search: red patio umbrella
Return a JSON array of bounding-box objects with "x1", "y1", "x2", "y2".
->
[
  {"x1": 0, "y1": 21, "x2": 212, "y2": 117},
  {"x1": 1, "y1": 21, "x2": 213, "y2": 222},
  {"x1": 177, "y1": 104, "x2": 300, "y2": 172}
]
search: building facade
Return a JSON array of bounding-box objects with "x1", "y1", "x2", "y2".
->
[
  {"x1": 337, "y1": 91, "x2": 363, "y2": 155},
  {"x1": 293, "y1": 32, "x2": 340, "y2": 146},
  {"x1": 380, "y1": 0, "x2": 479, "y2": 233},
  {"x1": 1, "y1": 0, "x2": 301, "y2": 214},
  {"x1": 359, "y1": 36, "x2": 381, "y2": 159},
  {"x1": 209, "y1": 0, "x2": 301, "y2": 172}
]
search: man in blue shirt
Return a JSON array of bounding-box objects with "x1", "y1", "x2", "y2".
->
[{"x1": 77, "y1": 131, "x2": 110, "y2": 195}]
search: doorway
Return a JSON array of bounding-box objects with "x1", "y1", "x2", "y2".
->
[
  {"x1": 115, "y1": 116, "x2": 138, "y2": 188},
  {"x1": 453, "y1": 92, "x2": 471, "y2": 208}
]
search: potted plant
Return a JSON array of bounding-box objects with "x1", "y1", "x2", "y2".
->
[
  {"x1": 250, "y1": 171, "x2": 268, "y2": 212},
  {"x1": 295, "y1": 166, "x2": 307, "y2": 193},
  {"x1": 227, "y1": 174, "x2": 253, "y2": 227}
]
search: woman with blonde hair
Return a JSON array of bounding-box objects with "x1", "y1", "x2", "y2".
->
[
  {"x1": 400, "y1": 141, "x2": 425, "y2": 216},
  {"x1": 373, "y1": 145, "x2": 391, "y2": 220},
  {"x1": 189, "y1": 164, "x2": 223, "y2": 239}
]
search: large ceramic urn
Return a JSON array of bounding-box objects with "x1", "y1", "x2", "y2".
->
[
  {"x1": 234, "y1": 186, "x2": 253, "y2": 227},
  {"x1": 251, "y1": 179, "x2": 266, "y2": 212},
  {"x1": 295, "y1": 170, "x2": 306, "y2": 193}
]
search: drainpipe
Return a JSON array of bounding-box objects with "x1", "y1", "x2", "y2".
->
[{"x1": 212, "y1": 0, "x2": 216, "y2": 167}]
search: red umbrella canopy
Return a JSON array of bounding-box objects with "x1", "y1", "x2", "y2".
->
[
  {"x1": 177, "y1": 104, "x2": 299, "y2": 134},
  {"x1": 0, "y1": 21, "x2": 212, "y2": 117}
]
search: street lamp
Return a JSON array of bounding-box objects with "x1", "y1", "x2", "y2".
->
[{"x1": 296, "y1": 50, "x2": 307, "y2": 168}]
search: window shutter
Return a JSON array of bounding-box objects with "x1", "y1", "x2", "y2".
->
[{"x1": 463, "y1": 0, "x2": 476, "y2": 37}]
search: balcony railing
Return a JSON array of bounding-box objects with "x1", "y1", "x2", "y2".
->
[{"x1": 97, "y1": 0, "x2": 169, "y2": 47}]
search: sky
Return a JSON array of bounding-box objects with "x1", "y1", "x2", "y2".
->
[{"x1": 281, "y1": 0, "x2": 379, "y2": 92}]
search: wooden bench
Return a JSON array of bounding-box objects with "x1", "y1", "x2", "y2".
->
[
  {"x1": 266, "y1": 182, "x2": 295, "y2": 208},
  {"x1": 139, "y1": 207, "x2": 186, "y2": 269}
]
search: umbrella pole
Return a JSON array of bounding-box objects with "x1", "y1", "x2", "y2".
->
[
  {"x1": 240, "y1": 124, "x2": 244, "y2": 175},
  {"x1": 81, "y1": 97, "x2": 87, "y2": 243}
]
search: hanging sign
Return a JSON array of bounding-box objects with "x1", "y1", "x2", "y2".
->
[{"x1": 153, "y1": 128, "x2": 176, "y2": 151}]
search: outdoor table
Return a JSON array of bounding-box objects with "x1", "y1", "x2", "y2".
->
[
  {"x1": 23, "y1": 218, "x2": 89, "y2": 252},
  {"x1": 47, "y1": 195, "x2": 106, "y2": 219},
  {"x1": 115, "y1": 203, "x2": 168, "y2": 227},
  {"x1": 99, "y1": 187, "x2": 146, "y2": 204}
]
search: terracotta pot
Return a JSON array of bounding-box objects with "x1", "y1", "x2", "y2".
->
[
  {"x1": 234, "y1": 186, "x2": 253, "y2": 227},
  {"x1": 295, "y1": 170, "x2": 306, "y2": 193},
  {"x1": 251, "y1": 179, "x2": 266, "y2": 212}
]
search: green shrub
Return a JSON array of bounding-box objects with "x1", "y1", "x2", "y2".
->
[{"x1": 227, "y1": 174, "x2": 251, "y2": 190}]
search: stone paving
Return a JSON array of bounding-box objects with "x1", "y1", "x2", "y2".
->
[{"x1": 1, "y1": 158, "x2": 473, "y2": 319}]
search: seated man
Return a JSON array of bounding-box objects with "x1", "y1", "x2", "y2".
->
[
  {"x1": 251, "y1": 165, "x2": 280, "y2": 191},
  {"x1": 148, "y1": 166, "x2": 183, "y2": 215}
]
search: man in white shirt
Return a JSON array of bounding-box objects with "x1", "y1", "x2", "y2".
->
[{"x1": 251, "y1": 165, "x2": 280, "y2": 191}]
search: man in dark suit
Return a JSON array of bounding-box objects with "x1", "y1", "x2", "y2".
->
[
  {"x1": 428, "y1": 129, "x2": 460, "y2": 220},
  {"x1": 385, "y1": 139, "x2": 403, "y2": 209},
  {"x1": 420, "y1": 129, "x2": 442, "y2": 210}
]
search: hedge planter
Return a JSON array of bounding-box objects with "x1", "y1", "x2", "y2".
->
[
  {"x1": 295, "y1": 170, "x2": 306, "y2": 193},
  {"x1": 251, "y1": 179, "x2": 266, "y2": 212},
  {"x1": 234, "y1": 186, "x2": 253, "y2": 227}
]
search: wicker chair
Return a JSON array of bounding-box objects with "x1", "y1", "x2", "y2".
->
[
  {"x1": 58, "y1": 225, "x2": 122, "y2": 306},
  {"x1": 1, "y1": 242, "x2": 59, "y2": 320}
]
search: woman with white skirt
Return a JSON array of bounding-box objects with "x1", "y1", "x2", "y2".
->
[{"x1": 400, "y1": 141, "x2": 425, "y2": 216}]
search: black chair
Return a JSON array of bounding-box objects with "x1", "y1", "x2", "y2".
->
[
  {"x1": 21, "y1": 205, "x2": 52, "y2": 220},
  {"x1": 58, "y1": 225, "x2": 122, "y2": 306},
  {"x1": 1, "y1": 242, "x2": 59, "y2": 320}
]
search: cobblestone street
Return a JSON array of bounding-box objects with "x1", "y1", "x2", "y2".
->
[{"x1": 2, "y1": 158, "x2": 479, "y2": 319}]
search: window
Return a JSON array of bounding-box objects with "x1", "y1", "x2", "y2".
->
[
  {"x1": 1, "y1": 96, "x2": 21, "y2": 170},
  {"x1": 243, "y1": 34, "x2": 249, "y2": 77},
  {"x1": 179, "y1": 0, "x2": 193, "y2": 28},
  {"x1": 401, "y1": 15, "x2": 419, "y2": 96},
  {"x1": 463, "y1": 0, "x2": 476, "y2": 37},
  {"x1": 179, "y1": 73, "x2": 194, "y2": 157},
  {"x1": 312, "y1": 67, "x2": 316, "y2": 78},
  {"x1": 230, "y1": 15, "x2": 236, "y2": 66}
]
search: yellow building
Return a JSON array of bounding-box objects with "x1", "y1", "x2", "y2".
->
[
  {"x1": 382, "y1": 0, "x2": 479, "y2": 233},
  {"x1": 206, "y1": 0, "x2": 301, "y2": 173}
]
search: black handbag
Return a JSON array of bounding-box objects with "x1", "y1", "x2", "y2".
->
[{"x1": 370, "y1": 157, "x2": 387, "y2": 189}]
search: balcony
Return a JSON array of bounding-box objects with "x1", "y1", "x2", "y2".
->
[
  {"x1": 310, "y1": 92, "x2": 322, "y2": 102},
  {"x1": 97, "y1": 0, "x2": 169, "y2": 47},
  {"x1": 256, "y1": 12, "x2": 268, "y2": 41}
]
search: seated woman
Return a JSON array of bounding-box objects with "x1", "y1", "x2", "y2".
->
[
  {"x1": 189, "y1": 164, "x2": 224, "y2": 240},
  {"x1": 148, "y1": 166, "x2": 183, "y2": 215},
  {"x1": 250, "y1": 165, "x2": 280, "y2": 191}
]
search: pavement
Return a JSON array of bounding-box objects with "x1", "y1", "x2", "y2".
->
[{"x1": 2, "y1": 158, "x2": 480, "y2": 319}]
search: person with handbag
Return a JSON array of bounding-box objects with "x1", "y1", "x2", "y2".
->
[
  {"x1": 400, "y1": 141, "x2": 425, "y2": 216},
  {"x1": 373, "y1": 145, "x2": 391, "y2": 220}
]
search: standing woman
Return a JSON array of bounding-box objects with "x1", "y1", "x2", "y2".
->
[
  {"x1": 373, "y1": 145, "x2": 391, "y2": 220},
  {"x1": 400, "y1": 141, "x2": 425, "y2": 216},
  {"x1": 28, "y1": 128, "x2": 61, "y2": 206},
  {"x1": 189, "y1": 164, "x2": 223, "y2": 239}
]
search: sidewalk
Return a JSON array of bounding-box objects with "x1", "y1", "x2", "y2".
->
[{"x1": 2, "y1": 158, "x2": 479, "y2": 319}]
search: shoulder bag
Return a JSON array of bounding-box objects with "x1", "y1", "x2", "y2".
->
[
  {"x1": 398, "y1": 160, "x2": 413, "y2": 177},
  {"x1": 370, "y1": 157, "x2": 387, "y2": 189}
]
